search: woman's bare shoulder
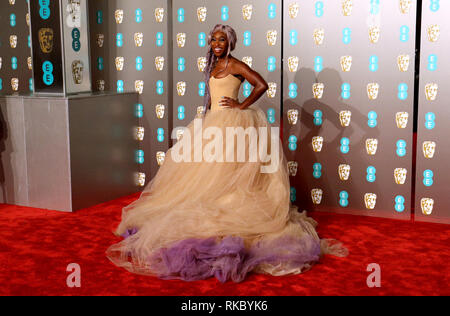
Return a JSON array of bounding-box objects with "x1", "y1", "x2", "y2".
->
[{"x1": 229, "y1": 56, "x2": 251, "y2": 72}]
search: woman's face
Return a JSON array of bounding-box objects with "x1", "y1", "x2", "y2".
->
[{"x1": 211, "y1": 31, "x2": 229, "y2": 58}]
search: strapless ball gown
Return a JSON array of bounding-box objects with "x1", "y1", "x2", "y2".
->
[{"x1": 106, "y1": 74, "x2": 347, "y2": 283}]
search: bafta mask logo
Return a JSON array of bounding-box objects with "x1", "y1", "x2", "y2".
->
[
  {"x1": 134, "y1": 33, "x2": 144, "y2": 47},
  {"x1": 135, "y1": 80, "x2": 144, "y2": 95},
  {"x1": 425, "y1": 83, "x2": 438, "y2": 101},
  {"x1": 38, "y1": 28, "x2": 53, "y2": 53},
  {"x1": 136, "y1": 172, "x2": 146, "y2": 186},
  {"x1": 11, "y1": 78, "x2": 19, "y2": 91},
  {"x1": 9, "y1": 35, "x2": 17, "y2": 48},
  {"x1": 311, "y1": 189, "x2": 323, "y2": 205},
  {"x1": 339, "y1": 111, "x2": 352, "y2": 127},
  {"x1": 177, "y1": 33, "x2": 186, "y2": 48},
  {"x1": 96, "y1": 34, "x2": 104, "y2": 48},
  {"x1": 288, "y1": 56, "x2": 299, "y2": 72},
  {"x1": 66, "y1": 0, "x2": 81, "y2": 28},
  {"x1": 197, "y1": 106, "x2": 205, "y2": 117},
  {"x1": 422, "y1": 141, "x2": 436, "y2": 159},
  {"x1": 115, "y1": 9, "x2": 124, "y2": 24},
  {"x1": 197, "y1": 7, "x2": 207, "y2": 22},
  {"x1": 312, "y1": 136, "x2": 324, "y2": 152},
  {"x1": 27, "y1": 57, "x2": 32, "y2": 70},
  {"x1": 397, "y1": 54, "x2": 410, "y2": 72},
  {"x1": 115, "y1": 57, "x2": 124, "y2": 71},
  {"x1": 177, "y1": 81, "x2": 186, "y2": 96},
  {"x1": 427, "y1": 25, "x2": 440, "y2": 42},
  {"x1": 26, "y1": 13, "x2": 30, "y2": 26},
  {"x1": 155, "y1": 56, "x2": 165, "y2": 71},
  {"x1": 97, "y1": 80, "x2": 105, "y2": 91},
  {"x1": 267, "y1": 83, "x2": 277, "y2": 98},
  {"x1": 421, "y1": 198, "x2": 434, "y2": 216},
  {"x1": 369, "y1": 26, "x2": 380, "y2": 44},
  {"x1": 197, "y1": 57, "x2": 207, "y2": 72},
  {"x1": 71, "y1": 60, "x2": 83, "y2": 84},
  {"x1": 367, "y1": 83, "x2": 380, "y2": 100},
  {"x1": 9, "y1": 0, "x2": 15, "y2": 5},
  {"x1": 156, "y1": 152, "x2": 166, "y2": 166},
  {"x1": 366, "y1": 139, "x2": 378, "y2": 156},
  {"x1": 399, "y1": 0, "x2": 412, "y2": 14},
  {"x1": 312, "y1": 83, "x2": 324, "y2": 99},
  {"x1": 0, "y1": 57, "x2": 2, "y2": 70},
  {"x1": 288, "y1": 3, "x2": 299, "y2": 19},
  {"x1": 340, "y1": 56, "x2": 352, "y2": 72},
  {"x1": 266, "y1": 30, "x2": 278, "y2": 46},
  {"x1": 135, "y1": 127, "x2": 145, "y2": 141},
  {"x1": 396, "y1": 112, "x2": 409, "y2": 129},
  {"x1": 156, "y1": 104, "x2": 165, "y2": 119},
  {"x1": 242, "y1": 56, "x2": 253, "y2": 68},
  {"x1": 155, "y1": 8, "x2": 164, "y2": 23},
  {"x1": 364, "y1": 193, "x2": 377, "y2": 210},
  {"x1": 242, "y1": 4, "x2": 253, "y2": 21},
  {"x1": 342, "y1": 0, "x2": 353, "y2": 16},
  {"x1": 394, "y1": 168, "x2": 407, "y2": 185},
  {"x1": 287, "y1": 109, "x2": 298, "y2": 125},
  {"x1": 287, "y1": 161, "x2": 298, "y2": 177},
  {"x1": 176, "y1": 129, "x2": 185, "y2": 142},
  {"x1": 313, "y1": 28, "x2": 324, "y2": 45},
  {"x1": 339, "y1": 164, "x2": 351, "y2": 181}
]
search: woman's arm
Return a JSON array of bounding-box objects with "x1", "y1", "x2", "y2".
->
[{"x1": 219, "y1": 58, "x2": 269, "y2": 110}]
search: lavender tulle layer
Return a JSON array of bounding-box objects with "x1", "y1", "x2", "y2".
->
[{"x1": 106, "y1": 106, "x2": 348, "y2": 283}]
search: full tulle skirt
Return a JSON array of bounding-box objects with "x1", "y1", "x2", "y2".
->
[{"x1": 106, "y1": 106, "x2": 347, "y2": 283}]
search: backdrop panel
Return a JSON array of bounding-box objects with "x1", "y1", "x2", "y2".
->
[{"x1": 283, "y1": 0, "x2": 416, "y2": 219}]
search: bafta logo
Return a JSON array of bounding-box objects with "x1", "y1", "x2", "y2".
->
[
  {"x1": 421, "y1": 198, "x2": 434, "y2": 215},
  {"x1": 288, "y1": 3, "x2": 299, "y2": 19},
  {"x1": 134, "y1": 33, "x2": 144, "y2": 47},
  {"x1": 97, "y1": 80, "x2": 105, "y2": 91},
  {"x1": 176, "y1": 129, "x2": 185, "y2": 142},
  {"x1": 155, "y1": 8, "x2": 164, "y2": 23},
  {"x1": 156, "y1": 152, "x2": 166, "y2": 166},
  {"x1": 313, "y1": 28, "x2": 325, "y2": 45},
  {"x1": 177, "y1": 81, "x2": 186, "y2": 96},
  {"x1": 364, "y1": 193, "x2": 377, "y2": 210},
  {"x1": 38, "y1": 28, "x2": 53, "y2": 53},
  {"x1": 135, "y1": 127, "x2": 145, "y2": 141},
  {"x1": 422, "y1": 141, "x2": 436, "y2": 159},
  {"x1": 242, "y1": 56, "x2": 253, "y2": 68},
  {"x1": 136, "y1": 172, "x2": 146, "y2": 187},
  {"x1": 312, "y1": 136, "x2": 324, "y2": 153},
  {"x1": 9, "y1": 0, "x2": 15, "y2": 5},
  {"x1": 242, "y1": 4, "x2": 253, "y2": 21},
  {"x1": 339, "y1": 111, "x2": 352, "y2": 127},
  {"x1": 155, "y1": 56, "x2": 165, "y2": 71},
  {"x1": 0, "y1": 57, "x2": 2, "y2": 70},
  {"x1": 287, "y1": 161, "x2": 298, "y2": 177},
  {"x1": 197, "y1": 106, "x2": 205, "y2": 117},
  {"x1": 369, "y1": 26, "x2": 380, "y2": 44},
  {"x1": 115, "y1": 9, "x2": 124, "y2": 24},
  {"x1": 288, "y1": 56, "x2": 299, "y2": 72},
  {"x1": 177, "y1": 33, "x2": 186, "y2": 48},
  {"x1": 287, "y1": 109, "x2": 298, "y2": 125},
  {"x1": 311, "y1": 189, "x2": 323, "y2": 205},
  {"x1": 312, "y1": 83, "x2": 324, "y2": 99},
  {"x1": 27, "y1": 57, "x2": 32, "y2": 70},
  {"x1": 394, "y1": 168, "x2": 407, "y2": 185},
  {"x1": 71, "y1": 60, "x2": 84, "y2": 84},
  {"x1": 11, "y1": 78, "x2": 19, "y2": 91},
  {"x1": 340, "y1": 56, "x2": 352, "y2": 72},
  {"x1": 96, "y1": 34, "x2": 104, "y2": 48},
  {"x1": 427, "y1": 25, "x2": 440, "y2": 42},
  {"x1": 367, "y1": 83, "x2": 380, "y2": 100},
  {"x1": 338, "y1": 164, "x2": 351, "y2": 181},
  {"x1": 397, "y1": 54, "x2": 410, "y2": 72},
  {"x1": 197, "y1": 7, "x2": 207, "y2": 23},
  {"x1": 26, "y1": 13, "x2": 30, "y2": 26},
  {"x1": 396, "y1": 112, "x2": 409, "y2": 129},
  {"x1": 197, "y1": 57, "x2": 207, "y2": 72},
  {"x1": 366, "y1": 139, "x2": 378, "y2": 156},
  {"x1": 115, "y1": 57, "x2": 124, "y2": 71},
  {"x1": 156, "y1": 104, "x2": 165, "y2": 119},
  {"x1": 399, "y1": 0, "x2": 412, "y2": 14},
  {"x1": 342, "y1": 0, "x2": 353, "y2": 16},
  {"x1": 425, "y1": 83, "x2": 438, "y2": 101},
  {"x1": 135, "y1": 80, "x2": 144, "y2": 95},
  {"x1": 9, "y1": 35, "x2": 17, "y2": 48},
  {"x1": 266, "y1": 30, "x2": 278, "y2": 46},
  {"x1": 66, "y1": 0, "x2": 81, "y2": 28},
  {"x1": 267, "y1": 83, "x2": 277, "y2": 98}
]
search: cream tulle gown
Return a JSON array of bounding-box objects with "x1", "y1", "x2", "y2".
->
[{"x1": 106, "y1": 74, "x2": 347, "y2": 283}]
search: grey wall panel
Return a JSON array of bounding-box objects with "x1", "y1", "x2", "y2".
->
[
  {"x1": 415, "y1": 2, "x2": 450, "y2": 224},
  {"x1": 283, "y1": 0, "x2": 416, "y2": 219}
]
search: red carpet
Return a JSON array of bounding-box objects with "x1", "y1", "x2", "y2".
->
[{"x1": 0, "y1": 193, "x2": 449, "y2": 296}]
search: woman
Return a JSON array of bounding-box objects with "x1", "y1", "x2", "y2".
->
[{"x1": 106, "y1": 24, "x2": 347, "y2": 283}]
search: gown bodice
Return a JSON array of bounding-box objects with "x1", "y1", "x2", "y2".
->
[{"x1": 209, "y1": 74, "x2": 242, "y2": 112}]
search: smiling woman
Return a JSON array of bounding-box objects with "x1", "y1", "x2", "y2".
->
[{"x1": 106, "y1": 24, "x2": 348, "y2": 283}]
